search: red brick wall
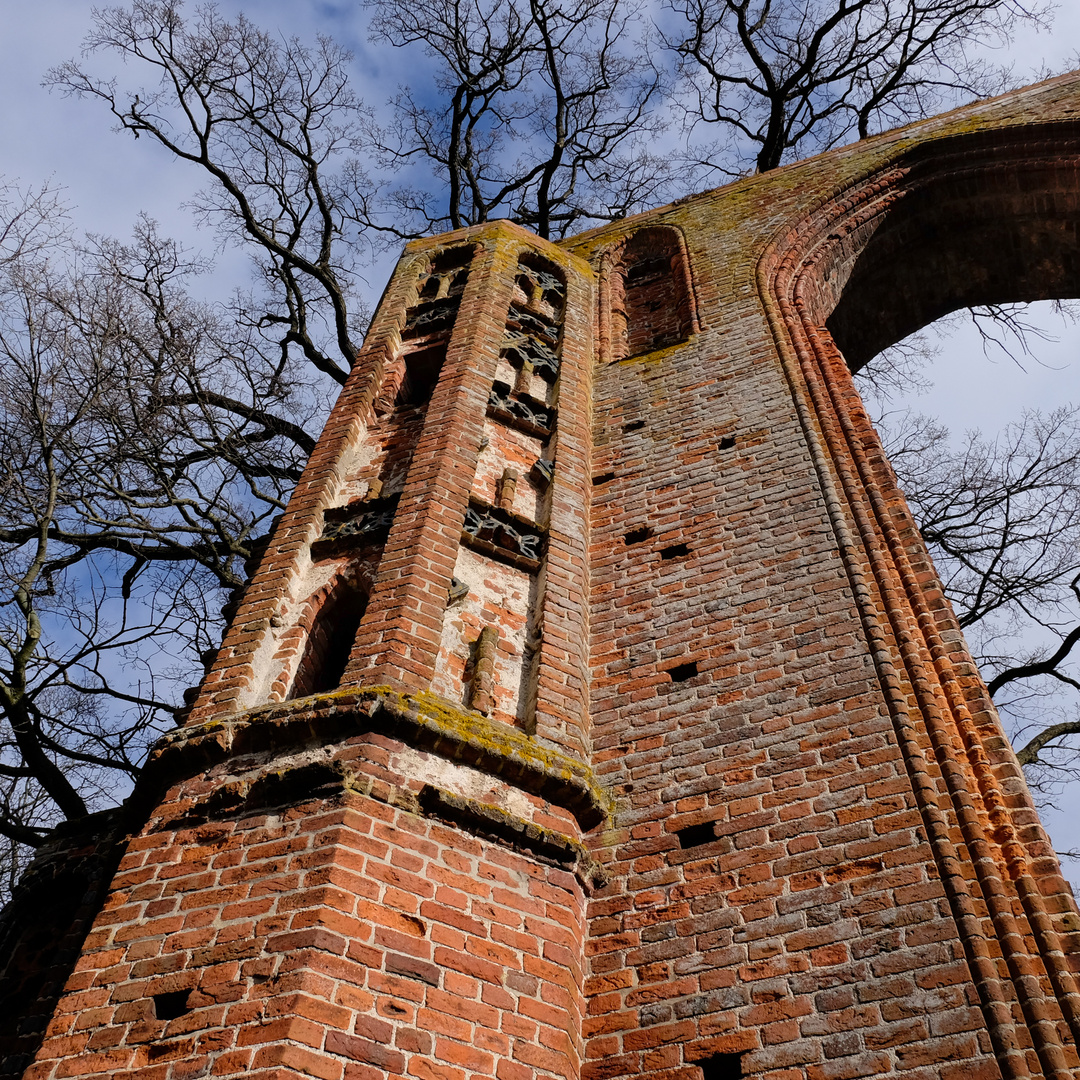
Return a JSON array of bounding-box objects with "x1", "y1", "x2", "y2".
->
[{"x1": 25, "y1": 792, "x2": 586, "y2": 1080}]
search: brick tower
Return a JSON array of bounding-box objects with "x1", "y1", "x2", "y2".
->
[{"x1": 10, "y1": 72, "x2": 1080, "y2": 1080}]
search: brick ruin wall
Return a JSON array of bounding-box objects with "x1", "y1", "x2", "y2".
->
[{"x1": 5, "y1": 72, "x2": 1080, "y2": 1080}]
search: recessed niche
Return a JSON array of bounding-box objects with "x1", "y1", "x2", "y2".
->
[
  {"x1": 666, "y1": 660, "x2": 698, "y2": 682},
  {"x1": 660, "y1": 543, "x2": 690, "y2": 560},
  {"x1": 697, "y1": 1052, "x2": 744, "y2": 1080},
  {"x1": 152, "y1": 990, "x2": 191, "y2": 1022},
  {"x1": 289, "y1": 581, "x2": 369, "y2": 698},
  {"x1": 395, "y1": 346, "x2": 445, "y2": 408},
  {"x1": 676, "y1": 821, "x2": 717, "y2": 849}
]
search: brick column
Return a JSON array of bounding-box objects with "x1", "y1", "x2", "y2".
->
[
  {"x1": 186, "y1": 250, "x2": 423, "y2": 723},
  {"x1": 346, "y1": 225, "x2": 522, "y2": 691}
]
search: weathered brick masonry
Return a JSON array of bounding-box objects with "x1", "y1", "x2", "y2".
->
[{"x1": 7, "y1": 72, "x2": 1080, "y2": 1080}]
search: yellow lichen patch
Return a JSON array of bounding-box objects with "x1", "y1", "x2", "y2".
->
[{"x1": 612, "y1": 338, "x2": 695, "y2": 368}]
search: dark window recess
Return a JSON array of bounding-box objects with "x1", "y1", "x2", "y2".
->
[
  {"x1": 593, "y1": 472, "x2": 616, "y2": 486},
  {"x1": 697, "y1": 1053, "x2": 744, "y2": 1080},
  {"x1": 623, "y1": 420, "x2": 646, "y2": 432},
  {"x1": 667, "y1": 661, "x2": 699, "y2": 682},
  {"x1": 719, "y1": 435, "x2": 736, "y2": 450},
  {"x1": 676, "y1": 821, "x2": 718, "y2": 849},
  {"x1": 618, "y1": 226, "x2": 696, "y2": 358},
  {"x1": 624, "y1": 527, "x2": 652, "y2": 545},
  {"x1": 415, "y1": 246, "x2": 472, "y2": 305},
  {"x1": 396, "y1": 347, "x2": 445, "y2": 408},
  {"x1": 290, "y1": 582, "x2": 369, "y2": 699},
  {"x1": 661, "y1": 543, "x2": 690, "y2": 559},
  {"x1": 152, "y1": 991, "x2": 191, "y2": 1022}
]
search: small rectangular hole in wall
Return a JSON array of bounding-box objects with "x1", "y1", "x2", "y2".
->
[
  {"x1": 624, "y1": 527, "x2": 652, "y2": 545},
  {"x1": 697, "y1": 1052, "x2": 744, "y2": 1080},
  {"x1": 676, "y1": 821, "x2": 717, "y2": 849},
  {"x1": 661, "y1": 543, "x2": 690, "y2": 560},
  {"x1": 593, "y1": 472, "x2": 616, "y2": 486},
  {"x1": 152, "y1": 991, "x2": 191, "y2": 1021},
  {"x1": 623, "y1": 420, "x2": 646, "y2": 432},
  {"x1": 667, "y1": 661, "x2": 698, "y2": 682},
  {"x1": 719, "y1": 435, "x2": 736, "y2": 450}
]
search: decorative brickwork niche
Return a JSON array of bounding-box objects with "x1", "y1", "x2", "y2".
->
[
  {"x1": 288, "y1": 578, "x2": 370, "y2": 698},
  {"x1": 603, "y1": 225, "x2": 698, "y2": 361},
  {"x1": 432, "y1": 252, "x2": 568, "y2": 728}
]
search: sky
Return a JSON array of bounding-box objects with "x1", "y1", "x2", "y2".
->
[{"x1": 1, "y1": 2, "x2": 1079, "y2": 876}]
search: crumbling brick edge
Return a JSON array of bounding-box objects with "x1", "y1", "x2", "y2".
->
[{"x1": 144, "y1": 685, "x2": 611, "y2": 831}]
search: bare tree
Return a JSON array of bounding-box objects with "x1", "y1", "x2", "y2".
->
[
  {"x1": 367, "y1": 0, "x2": 673, "y2": 239},
  {"x1": 860, "y1": 319, "x2": 1080, "y2": 798},
  {"x1": 0, "y1": 187, "x2": 322, "y2": 891},
  {"x1": 50, "y1": 0, "x2": 378, "y2": 386},
  {"x1": 667, "y1": 0, "x2": 1049, "y2": 175},
  {"x1": 8, "y1": 0, "x2": 1071, "y2": 891}
]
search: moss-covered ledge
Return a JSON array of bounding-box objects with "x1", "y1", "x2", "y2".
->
[{"x1": 144, "y1": 686, "x2": 610, "y2": 830}]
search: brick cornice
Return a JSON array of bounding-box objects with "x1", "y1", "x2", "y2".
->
[{"x1": 145, "y1": 686, "x2": 610, "y2": 831}]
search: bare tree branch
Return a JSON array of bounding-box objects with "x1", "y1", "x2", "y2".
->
[{"x1": 667, "y1": 0, "x2": 1049, "y2": 173}]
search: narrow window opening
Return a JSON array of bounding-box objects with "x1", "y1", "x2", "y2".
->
[
  {"x1": 661, "y1": 543, "x2": 690, "y2": 560},
  {"x1": 431, "y1": 246, "x2": 473, "y2": 278},
  {"x1": 624, "y1": 527, "x2": 652, "y2": 545},
  {"x1": 697, "y1": 1052, "x2": 744, "y2": 1080},
  {"x1": 667, "y1": 660, "x2": 698, "y2": 682},
  {"x1": 152, "y1": 991, "x2": 191, "y2": 1022},
  {"x1": 676, "y1": 821, "x2": 717, "y2": 849},
  {"x1": 403, "y1": 246, "x2": 473, "y2": 339},
  {"x1": 290, "y1": 582, "x2": 369, "y2": 699},
  {"x1": 396, "y1": 346, "x2": 445, "y2": 409},
  {"x1": 593, "y1": 472, "x2": 616, "y2": 486}
]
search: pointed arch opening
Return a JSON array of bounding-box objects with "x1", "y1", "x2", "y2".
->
[
  {"x1": 288, "y1": 578, "x2": 370, "y2": 699},
  {"x1": 606, "y1": 225, "x2": 698, "y2": 361}
]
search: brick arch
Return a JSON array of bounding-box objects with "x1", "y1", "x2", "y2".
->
[
  {"x1": 600, "y1": 223, "x2": 699, "y2": 361},
  {"x1": 760, "y1": 122, "x2": 1080, "y2": 1076},
  {"x1": 798, "y1": 123, "x2": 1080, "y2": 368},
  {"x1": 284, "y1": 573, "x2": 371, "y2": 700}
]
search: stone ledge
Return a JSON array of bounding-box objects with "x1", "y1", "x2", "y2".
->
[{"x1": 146, "y1": 686, "x2": 610, "y2": 830}]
